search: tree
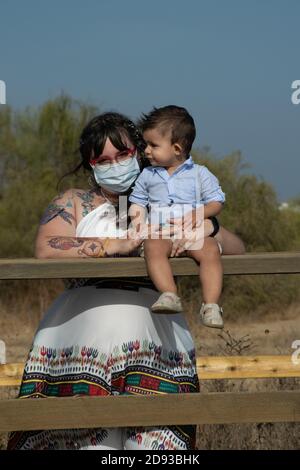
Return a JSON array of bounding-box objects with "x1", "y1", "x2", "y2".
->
[{"x1": 0, "y1": 94, "x2": 98, "y2": 257}]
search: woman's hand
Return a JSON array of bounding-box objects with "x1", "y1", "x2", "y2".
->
[
  {"x1": 170, "y1": 229, "x2": 205, "y2": 257},
  {"x1": 116, "y1": 234, "x2": 144, "y2": 255},
  {"x1": 127, "y1": 223, "x2": 165, "y2": 241},
  {"x1": 116, "y1": 226, "x2": 152, "y2": 256},
  {"x1": 168, "y1": 209, "x2": 211, "y2": 257}
]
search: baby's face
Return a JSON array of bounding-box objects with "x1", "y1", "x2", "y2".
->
[{"x1": 143, "y1": 128, "x2": 182, "y2": 168}]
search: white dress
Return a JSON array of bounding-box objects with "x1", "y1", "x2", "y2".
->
[{"x1": 8, "y1": 203, "x2": 199, "y2": 450}]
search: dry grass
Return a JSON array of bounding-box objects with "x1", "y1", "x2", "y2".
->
[
  {"x1": 0, "y1": 280, "x2": 299, "y2": 450},
  {"x1": 196, "y1": 377, "x2": 300, "y2": 450},
  {"x1": 182, "y1": 297, "x2": 300, "y2": 450}
]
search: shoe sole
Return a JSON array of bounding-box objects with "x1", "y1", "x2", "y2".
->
[
  {"x1": 200, "y1": 316, "x2": 224, "y2": 329},
  {"x1": 201, "y1": 322, "x2": 224, "y2": 329},
  {"x1": 151, "y1": 305, "x2": 183, "y2": 314}
]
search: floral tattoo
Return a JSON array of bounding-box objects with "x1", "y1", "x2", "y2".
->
[{"x1": 76, "y1": 190, "x2": 97, "y2": 218}]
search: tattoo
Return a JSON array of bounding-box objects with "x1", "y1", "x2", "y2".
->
[
  {"x1": 40, "y1": 203, "x2": 76, "y2": 225},
  {"x1": 76, "y1": 190, "x2": 96, "y2": 218},
  {"x1": 78, "y1": 240, "x2": 107, "y2": 257},
  {"x1": 47, "y1": 237, "x2": 107, "y2": 257},
  {"x1": 47, "y1": 237, "x2": 84, "y2": 250},
  {"x1": 52, "y1": 192, "x2": 66, "y2": 203}
]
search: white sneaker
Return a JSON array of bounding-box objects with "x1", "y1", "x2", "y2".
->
[
  {"x1": 151, "y1": 292, "x2": 183, "y2": 313},
  {"x1": 199, "y1": 303, "x2": 224, "y2": 329}
]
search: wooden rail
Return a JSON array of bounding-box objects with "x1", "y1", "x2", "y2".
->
[
  {"x1": 1, "y1": 356, "x2": 300, "y2": 387},
  {"x1": 0, "y1": 252, "x2": 300, "y2": 279},
  {"x1": 0, "y1": 253, "x2": 299, "y2": 433},
  {"x1": 0, "y1": 391, "x2": 299, "y2": 432}
]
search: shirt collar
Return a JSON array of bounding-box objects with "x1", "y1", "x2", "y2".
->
[
  {"x1": 181, "y1": 155, "x2": 194, "y2": 168},
  {"x1": 152, "y1": 155, "x2": 194, "y2": 174}
]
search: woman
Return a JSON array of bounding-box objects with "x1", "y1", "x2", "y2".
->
[{"x1": 7, "y1": 112, "x2": 244, "y2": 451}]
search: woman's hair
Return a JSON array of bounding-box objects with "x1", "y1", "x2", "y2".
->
[
  {"x1": 59, "y1": 112, "x2": 148, "y2": 187},
  {"x1": 79, "y1": 112, "x2": 146, "y2": 170}
]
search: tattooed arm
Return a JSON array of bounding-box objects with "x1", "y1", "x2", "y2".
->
[{"x1": 35, "y1": 189, "x2": 142, "y2": 258}]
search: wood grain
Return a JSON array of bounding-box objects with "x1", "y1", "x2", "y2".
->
[
  {"x1": 0, "y1": 252, "x2": 300, "y2": 279},
  {"x1": 0, "y1": 391, "x2": 299, "y2": 431}
]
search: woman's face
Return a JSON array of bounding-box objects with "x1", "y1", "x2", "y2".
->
[
  {"x1": 89, "y1": 137, "x2": 136, "y2": 167},
  {"x1": 89, "y1": 137, "x2": 141, "y2": 194}
]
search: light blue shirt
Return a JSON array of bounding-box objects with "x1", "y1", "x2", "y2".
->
[{"x1": 129, "y1": 156, "x2": 225, "y2": 224}]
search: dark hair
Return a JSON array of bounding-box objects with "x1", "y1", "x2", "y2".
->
[
  {"x1": 79, "y1": 112, "x2": 147, "y2": 170},
  {"x1": 139, "y1": 105, "x2": 196, "y2": 156},
  {"x1": 59, "y1": 112, "x2": 148, "y2": 187}
]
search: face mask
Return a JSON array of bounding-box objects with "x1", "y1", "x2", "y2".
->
[{"x1": 91, "y1": 156, "x2": 140, "y2": 193}]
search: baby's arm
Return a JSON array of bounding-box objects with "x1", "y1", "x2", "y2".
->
[
  {"x1": 198, "y1": 165, "x2": 225, "y2": 208},
  {"x1": 184, "y1": 201, "x2": 222, "y2": 233},
  {"x1": 203, "y1": 201, "x2": 223, "y2": 218},
  {"x1": 129, "y1": 170, "x2": 150, "y2": 237},
  {"x1": 169, "y1": 166, "x2": 225, "y2": 256},
  {"x1": 196, "y1": 165, "x2": 226, "y2": 222}
]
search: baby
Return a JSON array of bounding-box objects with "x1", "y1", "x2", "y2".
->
[{"x1": 129, "y1": 105, "x2": 225, "y2": 328}]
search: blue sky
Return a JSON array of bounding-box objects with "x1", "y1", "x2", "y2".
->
[{"x1": 0, "y1": 0, "x2": 299, "y2": 201}]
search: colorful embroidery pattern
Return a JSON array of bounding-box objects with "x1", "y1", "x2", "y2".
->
[
  {"x1": 8, "y1": 339, "x2": 199, "y2": 450},
  {"x1": 8, "y1": 425, "x2": 195, "y2": 450},
  {"x1": 19, "y1": 340, "x2": 198, "y2": 398},
  {"x1": 8, "y1": 428, "x2": 109, "y2": 450}
]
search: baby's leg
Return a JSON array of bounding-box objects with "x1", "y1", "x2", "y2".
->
[
  {"x1": 144, "y1": 239, "x2": 176, "y2": 293},
  {"x1": 186, "y1": 237, "x2": 223, "y2": 304}
]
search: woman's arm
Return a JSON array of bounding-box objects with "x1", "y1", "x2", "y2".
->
[
  {"x1": 214, "y1": 227, "x2": 246, "y2": 255},
  {"x1": 35, "y1": 190, "x2": 141, "y2": 258},
  {"x1": 168, "y1": 206, "x2": 246, "y2": 256}
]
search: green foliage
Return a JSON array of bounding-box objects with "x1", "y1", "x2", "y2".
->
[
  {"x1": 192, "y1": 149, "x2": 297, "y2": 252},
  {"x1": 0, "y1": 94, "x2": 98, "y2": 256},
  {"x1": 0, "y1": 96, "x2": 299, "y2": 316},
  {"x1": 179, "y1": 149, "x2": 300, "y2": 316}
]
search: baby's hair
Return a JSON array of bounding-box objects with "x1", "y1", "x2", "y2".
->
[{"x1": 139, "y1": 105, "x2": 196, "y2": 156}]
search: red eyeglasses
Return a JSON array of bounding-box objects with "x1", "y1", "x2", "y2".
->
[{"x1": 90, "y1": 147, "x2": 136, "y2": 167}]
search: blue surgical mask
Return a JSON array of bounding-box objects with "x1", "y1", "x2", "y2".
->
[{"x1": 91, "y1": 156, "x2": 140, "y2": 193}]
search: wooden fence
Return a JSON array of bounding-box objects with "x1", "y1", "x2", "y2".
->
[{"x1": 0, "y1": 252, "x2": 300, "y2": 432}]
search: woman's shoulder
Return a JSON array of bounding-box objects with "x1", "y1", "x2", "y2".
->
[
  {"x1": 71, "y1": 188, "x2": 106, "y2": 221},
  {"x1": 51, "y1": 188, "x2": 105, "y2": 219},
  {"x1": 72, "y1": 188, "x2": 105, "y2": 205},
  {"x1": 54, "y1": 187, "x2": 101, "y2": 203}
]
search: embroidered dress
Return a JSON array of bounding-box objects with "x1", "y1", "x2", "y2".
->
[{"x1": 8, "y1": 202, "x2": 199, "y2": 450}]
